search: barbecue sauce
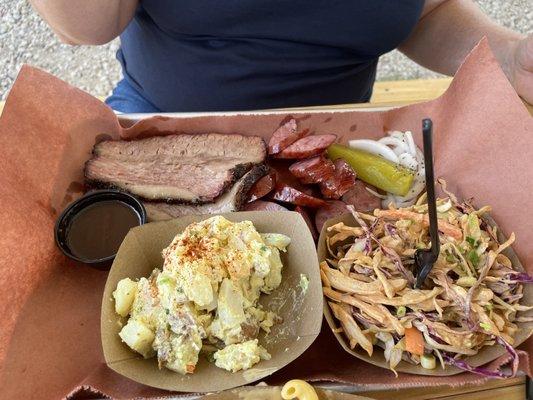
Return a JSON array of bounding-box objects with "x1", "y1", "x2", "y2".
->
[{"x1": 66, "y1": 201, "x2": 140, "y2": 260}]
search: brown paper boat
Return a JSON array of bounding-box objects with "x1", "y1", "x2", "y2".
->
[
  {"x1": 101, "y1": 211, "x2": 323, "y2": 392},
  {"x1": 199, "y1": 385, "x2": 373, "y2": 399},
  {"x1": 317, "y1": 213, "x2": 533, "y2": 376}
]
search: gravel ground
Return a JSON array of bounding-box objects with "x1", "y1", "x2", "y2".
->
[{"x1": 0, "y1": 0, "x2": 531, "y2": 101}]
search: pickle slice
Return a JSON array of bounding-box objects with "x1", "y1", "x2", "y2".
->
[{"x1": 326, "y1": 144, "x2": 414, "y2": 196}]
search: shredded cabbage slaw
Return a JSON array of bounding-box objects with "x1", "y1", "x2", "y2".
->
[{"x1": 321, "y1": 181, "x2": 532, "y2": 377}]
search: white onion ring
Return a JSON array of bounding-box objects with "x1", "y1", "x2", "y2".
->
[
  {"x1": 383, "y1": 195, "x2": 416, "y2": 208},
  {"x1": 404, "y1": 176, "x2": 426, "y2": 199},
  {"x1": 405, "y1": 131, "x2": 417, "y2": 157},
  {"x1": 392, "y1": 199, "x2": 417, "y2": 208},
  {"x1": 415, "y1": 148, "x2": 424, "y2": 164},
  {"x1": 398, "y1": 153, "x2": 418, "y2": 170},
  {"x1": 377, "y1": 137, "x2": 410, "y2": 156},
  {"x1": 389, "y1": 131, "x2": 405, "y2": 140},
  {"x1": 348, "y1": 139, "x2": 400, "y2": 163},
  {"x1": 365, "y1": 186, "x2": 387, "y2": 199},
  {"x1": 437, "y1": 199, "x2": 452, "y2": 213}
]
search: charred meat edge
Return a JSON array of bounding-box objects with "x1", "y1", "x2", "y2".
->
[
  {"x1": 84, "y1": 162, "x2": 255, "y2": 204},
  {"x1": 144, "y1": 164, "x2": 269, "y2": 221}
]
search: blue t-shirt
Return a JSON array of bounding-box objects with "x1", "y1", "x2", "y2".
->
[{"x1": 118, "y1": 1, "x2": 424, "y2": 112}]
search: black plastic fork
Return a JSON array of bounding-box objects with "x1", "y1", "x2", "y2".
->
[{"x1": 414, "y1": 118, "x2": 440, "y2": 289}]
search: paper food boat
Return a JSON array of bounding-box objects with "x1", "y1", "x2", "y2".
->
[
  {"x1": 317, "y1": 213, "x2": 533, "y2": 376},
  {"x1": 101, "y1": 211, "x2": 323, "y2": 392}
]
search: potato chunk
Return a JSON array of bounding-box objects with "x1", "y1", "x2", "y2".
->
[
  {"x1": 263, "y1": 247, "x2": 283, "y2": 294},
  {"x1": 119, "y1": 319, "x2": 155, "y2": 358},
  {"x1": 260, "y1": 233, "x2": 291, "y2": 251},
  {"x1": 214, "y1": 339, "x2": 270, "y2": 372},
  {"x1": 113, "y1": 278, "x2": 138, "y2": 317}
]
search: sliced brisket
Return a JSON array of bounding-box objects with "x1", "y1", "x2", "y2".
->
[
  {"x1": 144, "y1": 164, "x2": 268, "y2": 221},
  {"x1": 85, "y1": 133, "x2": 266, "y2": 203}
]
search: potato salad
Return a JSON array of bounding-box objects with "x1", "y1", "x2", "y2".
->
[{"x1": 113, "y1": 216, "x2": 291, "y2": 374}]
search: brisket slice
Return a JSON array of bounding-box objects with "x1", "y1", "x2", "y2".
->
[
  {"x1": 144, "y1": 164, "x2": 269, "y2": 221},
  {"x1": 85, "y1": 133, "x2": 266, "y2": 203}
]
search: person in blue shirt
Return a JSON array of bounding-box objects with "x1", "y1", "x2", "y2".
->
[{"x1": 31, "y1": 1, "x2": 532, "y2": 113}]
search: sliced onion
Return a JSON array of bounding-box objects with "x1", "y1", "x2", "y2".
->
[
  {"x1": 365, "y1": 186, "x2": 387, "y2": 199},
  {"x1": 383, "y1": 195, "x2": 416, "y2": 208},
  {"x1": 382, "y1": 196, "x2": 395, "y2": 208},
  {"x1": 398, "y1": 153, "x2": 418, "y2": 170},
  {"x1": 437, "y1": 199, "x2": 452, "y2": 213},
  {"x1": 383, "y1": 194, "x2": 412, "y2": 208},
  {"x1": 397, "y1": 198, "x2": 417, "y2": 207},
  {"x1": 378, "y1": 137, "x2": 410, "y2": 156},
  {"x1": 404, "y1": 131, "x2": 417, "y2": 157},
  {"x1": 348, "y1": 139, "x2": 400, "y2": 163},
  {"x1": 389, "y1": 131, "x2": 405, "y2": 140},
  {"x1": 404, "y1": 178, "x2": 426, "y2": 199},
  {"x1": 415, "y1": 147, "x2": 424, "y2": 160}
]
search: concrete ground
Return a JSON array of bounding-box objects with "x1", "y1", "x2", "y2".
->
[{"x1": 0, "y1": 0, "x2": 531, "y2": 101}]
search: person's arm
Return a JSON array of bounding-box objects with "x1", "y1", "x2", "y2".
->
[
  {"x1": 400, "y1": 0, "x2": 532, "y2": 103},
  {"x1": 29, "y1": 0, "x2": 138, "y2": 45}
]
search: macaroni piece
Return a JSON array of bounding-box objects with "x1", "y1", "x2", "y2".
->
[{"x1": 281, "y1": 380, "x2": 318, "y2": 400}]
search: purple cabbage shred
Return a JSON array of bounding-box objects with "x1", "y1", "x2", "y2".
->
[
  {"x1": 384, "y1": 223, "x2": 397, "y2": 236},
  {"x1": 442, "y1": 336, "x2": 519, "y2": 378},
  {"x1": 506, "y1": 272, "x2": 533, "y2": 283}
]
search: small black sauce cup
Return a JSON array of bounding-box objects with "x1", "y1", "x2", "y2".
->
[{"x1": 54, "y1": 190, "x2": 147, "y2": 270}]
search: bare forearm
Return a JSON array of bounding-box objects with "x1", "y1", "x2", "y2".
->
[
  {"x1": 400, "y1": 0, "x2": 525, "y2": 78},
  {"x1": 29, "y1": 0, "x2": 138, "y2": 45}
]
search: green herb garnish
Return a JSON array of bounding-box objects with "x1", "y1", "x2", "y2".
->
[
  {"x1": 466, "y1": 236, "x2": 477, "y2": 246},
  {"x1": 485, "y1": 303, "x2": 493, "y2": 317},
  {"x1": 479, "y1": 322, "x2": 492, "y2": 331},
  {"x1": 468, "y1": 250, "x2": 480, "y2": 266},
  {"x1": 396, "y1": 306, "x2": 406, "y2": 317},
  {"x1": 446, "y1": 254, "x2": 456, "y2": 263}
]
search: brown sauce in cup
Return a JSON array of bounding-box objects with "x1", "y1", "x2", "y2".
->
[{"x1": 66, "y1": 200, "x2": 140, "y2": 260}]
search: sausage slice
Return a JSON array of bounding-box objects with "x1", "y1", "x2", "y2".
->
[
  {"x1": 289, "y1": 155, "x2": 335, "y2": 184},
  {"x1": 319, "y1": 159, "x2": 357, "y2": 199},
  {"x1": 295, "y1": 205, "x2": 318, "y2": 241},
  {"x1": 247, "y1": 171, "x2": 277, "y2": 202},
  {"x1": 315, "y1": 200, "x2": 349, "y2": 233},
  {"x1": 271, "y1": 184, "x2": 327, "y2": 208},
  {"x1": 268, "y1": 119, "x2": 310, "y2": 155},
  {"x1": 275, "y1": 134, "x2": 337, "y2": 159},
  {"x1": 244, "y1": 200, "x2": 289, "y2": 212},
  {"x1": 341, "y1": 180, "x2": 382, "y2": 212}
]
